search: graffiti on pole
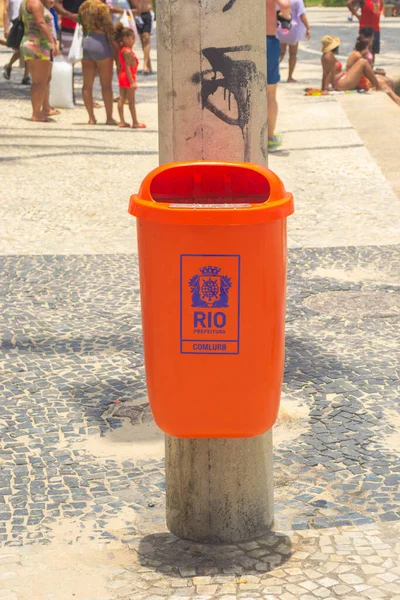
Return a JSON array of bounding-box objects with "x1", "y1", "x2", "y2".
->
[
  {"x1": 192, "y1": 45, "x2": 265, "y2": 161},
  {"x1": 222, "y1": 0, "x2": 237, "y2": 11}
]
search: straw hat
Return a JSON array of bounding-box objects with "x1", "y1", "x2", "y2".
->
[{"x1": 321, "y1": 35, "x2": 341, "y2": 54}]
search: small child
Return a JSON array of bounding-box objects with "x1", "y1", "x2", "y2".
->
[{"x1": 114, "y1": 23, "x2": 146, "y2": 129}]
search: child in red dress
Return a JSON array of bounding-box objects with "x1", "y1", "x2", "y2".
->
[{"x1": 114, "y1": 24, "x2": 146, "y2": 129}]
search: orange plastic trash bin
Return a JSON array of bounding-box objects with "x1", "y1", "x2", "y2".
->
[{"x1": 129, "y1": 161, "x2": 294, "y2": 438}]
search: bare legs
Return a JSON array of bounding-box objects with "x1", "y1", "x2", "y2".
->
[
  {"x1": 280, "y1": 43, "x2": 287, "y2": 63},
  {"x1": 97, "y1": 58, "x2": 115, "y2": 123},
  {"x1": 118, "y1": 87, "x2": 146, "y2": 128},
  {"x1": 376, "y1": 74, "x2": 400, "y2": 106},
  {"x1": 3, "y1": 50, "x2": 29, "y2": 82},
  {"x1": 27, "y1": 59, "x2": 52, "y2": 121},
  {"x1": 279, "y1": 43, "x2": 298, "y2": 82},
  {"x1": 140, "y1": 32, "x2": 152, "y2": 74},
  {"x1": 8, "y1": 50, "x2": 21, "y2": 69},
  {"x1": 288, "y1": 44, "x2": 298, "y2": 82},
  {"x1": 117, "y1": 89, "x2": 129, "y2": 127},
  {"x1": 42, "y1": 68, "x2": 60, "y2": 116},
  {"x1": 127, "y1": 87, "x2": 145, "y2": 127},
  {"x1": 82, "y1": 57, "x2": 115, "y2": 124},
  {"x1": 82, "y1": 59, "x2": 97, "y2": 124},
  {"x1": 267, "y1": 84, "x2": 278, "y2": 139},
  {"x1": 336, "y1": 58, "x2": 381, "y2": 91}
]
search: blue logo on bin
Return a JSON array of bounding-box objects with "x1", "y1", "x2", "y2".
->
[
  {"x1": 181, "y1": 255, "x2": 240, "y2": 355},
  {"x1": 189, "y1": 266, "x2": 232, "y2": 308}
]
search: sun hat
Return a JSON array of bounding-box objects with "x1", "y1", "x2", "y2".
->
[{"x1": 321, "y1": 35, "x2": 341, "y2": 53}]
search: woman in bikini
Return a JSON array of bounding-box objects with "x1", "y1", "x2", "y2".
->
[
  {"x1": 347, "y1": 36, "x2": 400, "y2": 105},
  {"x1": 320, "y1": 34, "x2": 380, "y2": 93}
]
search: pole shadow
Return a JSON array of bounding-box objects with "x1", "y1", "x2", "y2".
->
[{"x1": 137, "y1": 530, "x2": 292, "y2": 577}]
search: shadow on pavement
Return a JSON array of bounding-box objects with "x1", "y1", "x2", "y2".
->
[
  {"x1": 137, "y1": 530, "x2": 292, "y2": 576},
  {"x1": 0, "y1": 149, "x2": 158, "y2": 162}
]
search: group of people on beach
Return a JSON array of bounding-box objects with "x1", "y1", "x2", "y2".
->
[
  {"x1": 320, "y1": 0, "x2": 400, "y2": 106},
  {"x1": 275, "y1": 0, "x2": 398, "y2": 103},
  {"x1": 2, "y1": 0, "x2": 153, "y2": 124},
  {"x1": 320, "y1": 28, "x2": 400, "y2": 106},
  {"x1": 267, "y1": 0, "x2": 399, "y2": 152}
]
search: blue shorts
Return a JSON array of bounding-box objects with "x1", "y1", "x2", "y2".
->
[{"x1": 267, "y1": 35, "x2": 280, "y2": 85}]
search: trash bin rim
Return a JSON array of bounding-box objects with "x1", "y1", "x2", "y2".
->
[{"x1": 129, "y1": 160, "x2": 294, "y2": 225}]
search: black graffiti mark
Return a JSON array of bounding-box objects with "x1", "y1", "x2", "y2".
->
[
  {"x1": 223, "y1": 0, "x2": 237, "y2": 11},
  {"x1": 192, "y1": 47, "x2": 268, "y2": 161},
  {"x1": 260, "y1": 121, "x2": 268, "y2": 160},
  {"x1": 192, "y1": 46, "x2": 260, "y2": 161}
]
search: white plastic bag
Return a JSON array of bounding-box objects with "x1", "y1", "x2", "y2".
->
[
  {"x1": 68, "y1": 23, "x2": 83, "y2": 63},
  {"x1": 49, "y1": 58, "x2": 74, "y2": 109},
  {"x1": 120, "y1": 10, "x2": 138, "y2": 45}
]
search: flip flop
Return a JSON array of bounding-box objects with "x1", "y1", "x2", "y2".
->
[
  {"x1": 132, "y1": 123, "x2": 147, "y2": 129},
  {"x1": 3, "y1": 65, "x2": 11, "y2": 80}
]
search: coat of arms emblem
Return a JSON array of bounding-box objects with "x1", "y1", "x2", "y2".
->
[{"x1": 189, "y1": 266, "x2": 232, "y2": 308}]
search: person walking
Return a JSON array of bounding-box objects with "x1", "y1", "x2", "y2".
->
[
  {"x1": 277, "y1": 0, "x2": 310, "y2": 83},
  {"x1": 20, "y1": 0, "x2": 58, "y2": 121},
  {"x1": 266, "y1": 0, "x2": 291, "y2": 153},
  {"x1": 131, "y1": 0, "x2": 153, "y2": 74},
  {"x1": 3, "y1": 0, "x2": 31, "y2": 84},
  {"x1": 78, "y1": 0, "x2": 118, "y2": 125},
  {"x1": 347, "y1": 0, "x2": 382, "y2": 64}
]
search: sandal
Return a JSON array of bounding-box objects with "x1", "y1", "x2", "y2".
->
[{"x1": 3, "y1": 64, "x2": 12, "y2": 81}]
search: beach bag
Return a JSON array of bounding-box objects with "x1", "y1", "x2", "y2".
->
[
  {"x1": 6, "y1": 17, "x2": 24, "y2": 49},
  {"x1": 50, "y1": 58, "x2": 74, "y2": 108},
  {"x1": 120, "y1": 9, "x2": 138, "y2": 44},
  {"x1": 68, "y1": 23, "x2": 83, "y2": 63}
]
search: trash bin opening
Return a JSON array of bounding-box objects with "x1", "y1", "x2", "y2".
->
[{"x1": 150, "y1": 164, "x2": 271, "y2": 205}]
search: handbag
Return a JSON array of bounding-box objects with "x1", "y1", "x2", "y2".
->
[
  {"x1": 6, "y1": 17, "x2": 24, "y2": 49},
  {"x1": 67, "y1": 23, "x2": 83, "y2": 63},
  {"x1": 120, "y1": 9, "x2": 138, "y2": 44}
]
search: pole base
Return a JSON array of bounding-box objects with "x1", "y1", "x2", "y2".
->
[{"x1": 165, "y1": 431, "x2": 274, "y2": 543}]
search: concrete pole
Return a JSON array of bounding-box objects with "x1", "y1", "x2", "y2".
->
[{"x1": 156, "y1": 0, "x2": 273, "y2": 543}]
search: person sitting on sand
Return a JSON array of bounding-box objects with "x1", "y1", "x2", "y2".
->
[
  {"x1": 346, "y1": 36, "x2": 400, "y2": 105},
  {"x1": 321, "y1": 35, "x2": 381, "y2": 93},
  {"x1": 347, "y1": 37, "x2": 373, "y2": 89}
]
